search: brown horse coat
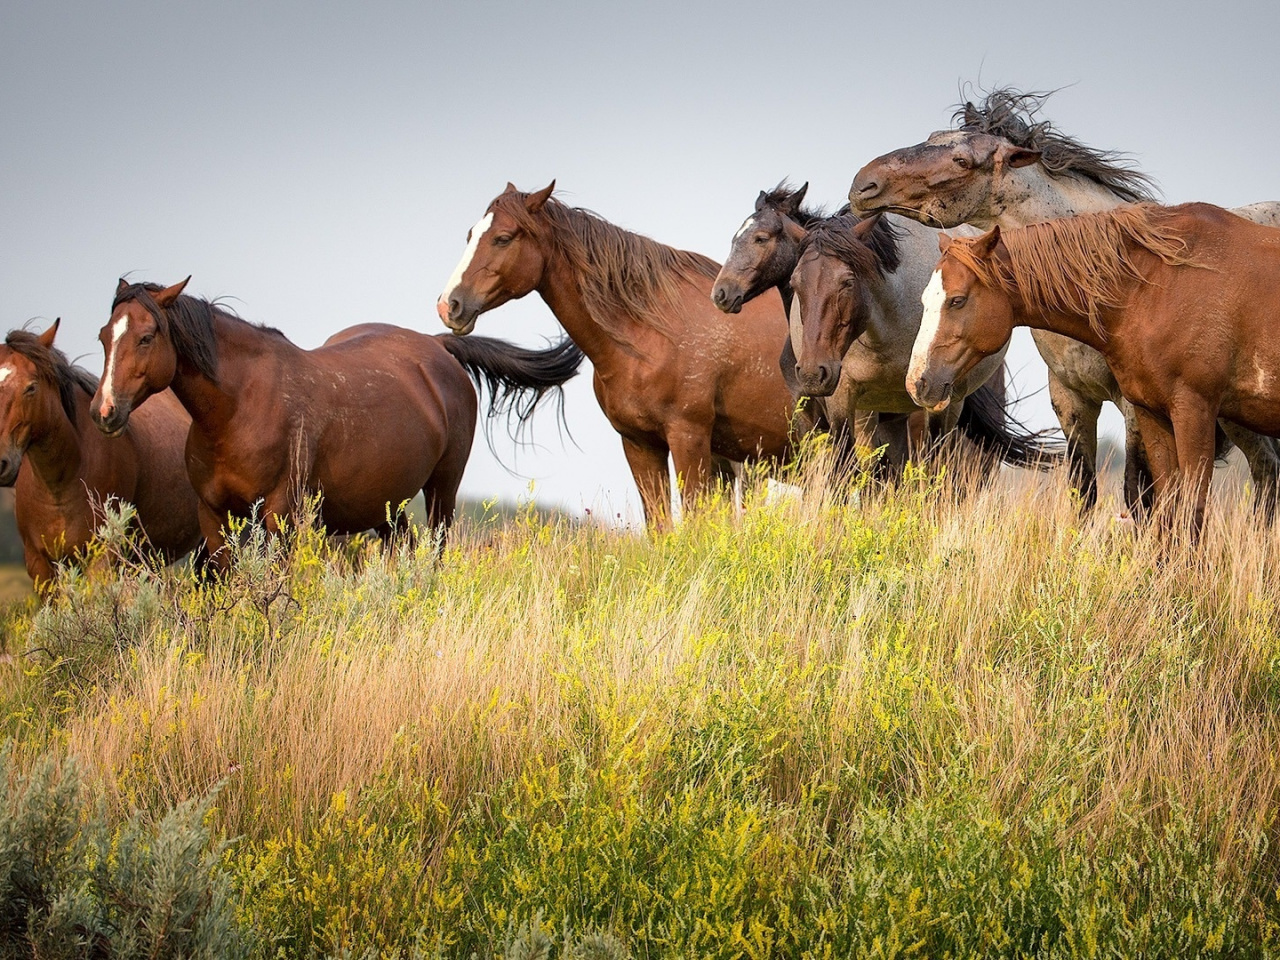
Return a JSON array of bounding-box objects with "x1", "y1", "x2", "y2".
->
[
  {"x1": 437, "y1": 181, "x2": 804, "y2": 528},
  {"x1": 0, "y1": 321, "x2": 199, "y2": 584},
  {"x1": 911, "y1": 202, "x2": 1280, "y2": 535}
]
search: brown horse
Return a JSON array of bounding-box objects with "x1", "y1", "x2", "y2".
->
[
  {"x1": 909, "y1": 202, "x2": 1280, "y2": 537},
  {"x1": 436, "y1": 181, "x2": 805, "y2": 528},
  {"x1": 0, "y1": 320, "x2": 200, "y2": 585},
  {"x1": 92, "y1": 278, "x2": 582, "y2": 564}
]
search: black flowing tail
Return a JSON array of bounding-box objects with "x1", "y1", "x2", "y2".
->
[
  {"x1": 956, "y1": 366, "x2": 1065, "y2": 469},
  {"x1": 438, "y1": 333, "x2": 584, "y2": 435}
]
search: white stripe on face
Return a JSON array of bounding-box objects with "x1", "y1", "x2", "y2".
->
[
  {"x1": 908, "y1": 270, "x2": 947, "y2": 403},
  {"x1": 733, "y1": 216, "x2": 755, "y2": 242},
  {"x1": 0, "y1": 366, "x2": 12, "y2": 384},
  {"x1": 102, "y1": 314, "x2": 130, "y2": 409},
  {"x1": 439, "y1": 212, "x2": 494, "y2": 308}
]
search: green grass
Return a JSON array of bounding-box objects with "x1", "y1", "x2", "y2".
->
[{"x1": 2, "y1": 463, "x2": 1279, "y2": 958}]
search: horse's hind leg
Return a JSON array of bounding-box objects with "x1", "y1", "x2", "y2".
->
[
  {"x1": 624, "y1": 436, "x2": 673, "y2": 530},
  {"x1": 1050, "y1": 376, "x2": 1101, "y2": 512},
  {"x1": 1220, "y1": 422, "x2": 1280, "y2": 524},
  {"x1": 421, "y1": 440, "x2": 471, "y2": 544}
]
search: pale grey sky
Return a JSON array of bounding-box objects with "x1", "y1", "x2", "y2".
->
[{"x1": 4, "y1": 0, "x2": 1278, "y2": 521}]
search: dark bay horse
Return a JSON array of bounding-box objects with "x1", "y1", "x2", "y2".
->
[
  {"x1": 910, "y1": 203, "x2": 1280, "y2": 538},
  {"x1": 92, "y1": 278, "x2": 582, "y2": 564},
  {"x1": 850, "y1": 87, "x2": 1280, "y2": 516},
  {"x1": 0, "y1": 320, "x2": 199, "y2": 585},
  {"x1": 437, "y1": 181, "x2": 805, "y2": 528}
]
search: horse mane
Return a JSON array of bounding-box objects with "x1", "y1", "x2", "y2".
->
[
  {"x1": 4, "y1": 329, "x2": 99, "y2": 423},
  {"x1": 760, "y1": 181, "x2": 839, "y2": 227},
  {"x1": 491, "y1": 191, "x2": 720, "y2": 344},
  {"x1": 113, "y1": 282, "x2": 286, "y2": 382},
  {"x1": 797, "y1": 213, "x2": 903, "y2": 280},
  {"x1": 948, "y1": 204, "x2": 1199, "y2": 336},
  {"x1": 954, "y1": 86, "x2": 1159, "y2": 204}
]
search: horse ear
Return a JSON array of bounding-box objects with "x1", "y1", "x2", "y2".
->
[
  {"x1": 852, "y1": 212, "x2": 882, "y2": 241},
  {"x1": 154, "y1": 276, "x2": 191, "y2": 307},
  {"x1": 780, "y1": 182, "x2": 809, "y2": 218},
  {"x1": 116, "y1": 278, "x2": 130, "y2": 297},
  {"x1": 37, "y1": 318, "x2": 60, "y2": 349},
  {"x1": 972, "y1": 226, "x2": 1001, "y2": 258},
  {"x1": 525, "y1": 180, "x2": 555, "y2": 213},
  {"x1": 937, "y1": 233, "x2": 954, "y2": 254},
  {"x1": 754, "y1": 190, "x2": 769, "y2": 212},
  {"x1": 996, "y1": 143, "x2": 1041, "y2": 169},
  {"x1": 503, "y1": 182, "x2": 519, "y2": 194},
  {"x1": 781, "y1": 217, "x2": 808, "y2": 245}
]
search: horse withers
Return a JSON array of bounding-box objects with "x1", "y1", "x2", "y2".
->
[
  {"x1": 910, "y1": 203, "x2": 1280, "y2": 539},
  {"x1": 93, "y1": 278, "x2": 581, "y2": 567},
  {"x1": 0, "y1": 320, "x2": 199, "y2": 585}
]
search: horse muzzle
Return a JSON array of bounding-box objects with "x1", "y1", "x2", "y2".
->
[
  {"x1": 710, "y1": 280, "x2": 745, "y2": 314},
  {"x1": 0, "y1": 449, "x2": 22, "y2": 487},
  {"x1": 437, "y1": 293, "x2": 480, "y2": 335},
  {"x1": 849, "y1": 167, "x2": 886, "y2": 213},
  {"x1": 796, "y1": 360, "x2": 841, "y2": 398},
  {"x1": 91, "y1": 401, "x2": 130, "y2": 438},
  {"x1": 909, "y1": 374, "x2": 953, "y2": 413}
]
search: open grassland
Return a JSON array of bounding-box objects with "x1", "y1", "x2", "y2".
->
[{"x1": 2, "y1": 458, "x2": 1280, "y2": 958}]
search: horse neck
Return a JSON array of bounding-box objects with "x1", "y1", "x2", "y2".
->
[
  {"x1": 535, "y1": 246, "x2": 648, "y2": 369},
  {"x1": 1007, "y1": 288, "x2": 1110, "y2": 353},
  {"x1": 23, "y1": 388, "x2": 85, "y2": 492},
  {"x1": 988, "y1": 167, "x2": 1129, "y2": 229},
  {"x1": 169, "y1": 311, "x2": 293, "y2": 432}
]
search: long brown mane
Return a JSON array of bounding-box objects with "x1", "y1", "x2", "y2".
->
[
  {"x1": 491, "y1": 191, "x2": 720, "y2": 343},
  {"x1": 948, "y1": 204, "x2": 1200, "y2": 335},
  {"x1": 5, "y1": 329, "x2": 99, "y2": 422},
  {"x1": 954, "y1": 86, "x2": 1159, "y2": 204}
]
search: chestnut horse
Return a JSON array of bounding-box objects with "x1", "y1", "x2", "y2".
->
[
  {"x1": 93, "y1": 278, "x2": 582, "y2": 564},
  {"x1": 0, "y1": 321, "x2": 199, "y2": 585},
  {"x1": 909, "y1": 203, "x2": 1280, "y2": 538},
  {"x1": 851, "y1": 87, "x2": 1280, "y2": 516},
  {"x1": 437, "y1": 181, "x2": 805, "y2": 528}
]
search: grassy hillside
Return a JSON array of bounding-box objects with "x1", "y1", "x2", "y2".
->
[{"x1": 1, "y1": 455, "x2": 1278, "y2": 958}]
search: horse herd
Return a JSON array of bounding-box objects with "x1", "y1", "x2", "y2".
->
[{"x1": 6, "y1": 88, "x2": 1279, "y2": 586}]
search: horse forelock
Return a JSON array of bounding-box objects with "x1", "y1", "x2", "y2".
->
[
  {"x1": 949, "y1": 205, "x2": 1198, "y2": 336},
  {"x1": 491, "y1": 191, "x2": 719, "y2": 344},
  {"x1": 952, "y1": 85, "x2": 1159, "y2": 203},
  {"x1": 3, "y1": 329, "x2": 99, "y2": 423},
  {"x1": 798, "y1": 214, "x2": 903, "y2": 281}
]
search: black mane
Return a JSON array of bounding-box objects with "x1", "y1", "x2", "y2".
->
[
  {"x1": 798, "y1": 214, "x2": 903, "y2": 279},
  {"x1": 113, "y1": 282, "x2": 285, "y2": 382},
  {"x1": 954, "y1": 86, "x2": 1158, "y2": 203},
  {"x1": 4, "y1": 329, "x2": 99, "y2": 423}
]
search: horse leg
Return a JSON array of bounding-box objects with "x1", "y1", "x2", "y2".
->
[
  {"x1": 668, "y1": 426, "x2": 715, "y2": 516},
  {"x1": 622, "y1": 436, "x2": 672, "y2": 530},
  {"x1": 1118, "y1": 400, "x2": 1155, "y2": 520},
  {"x1": 1169, "y1": 397, "x2": 1218, "y2": 542},
  {"x1": 197, "y1": 502, "x2": 231, "y2": 574},
  {"x1": 1219, "y1": 422, "x2": 1280, "y2": 524},
  {"x1": 421, "y1": 438, "x2": 471, "y2": 544},
  {"x1": 1048, "y1": 375, "x2": 1100, "y2": 512}
]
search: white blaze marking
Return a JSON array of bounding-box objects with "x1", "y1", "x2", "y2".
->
[
  {"x1": 439, "y1": 212, "x2": 494, "y2": 307},
  {"x1": 0, "y1": 366, "x2": 12, "y2": 384},
  {"x1": 102, "y1": 315, "x2": 129, "y2": 409},
  {"x1": 908, "y1": 270, "x2": 947, "y2": 403},
  {"x1": 733, "y1": 216, "x2": 755, "y2": 242}
]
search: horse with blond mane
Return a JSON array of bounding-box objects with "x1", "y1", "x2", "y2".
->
[{"x1": 909, "y1": 202, "x2": 1280, "y2": 538}]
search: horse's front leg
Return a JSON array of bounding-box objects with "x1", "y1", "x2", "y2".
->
[
  {"x1": 1050, "y1": 375, "x2": 1102, "y2": 512},
  {"x1": 667, "y1": 425, "x2": 715, "y2": 515},
  {"x1": 621, "y1": 435, "x2": 672, "y2": 531},
  {"x1": 197, "y1": 501, "x2": 231, "y2": 574},
  {"x1": 1169, "y1": 396, "x2": 1219, "y2": 542},
  {"x1": 1220, "y1": 422, "x2": 1280, "y2": 524}
]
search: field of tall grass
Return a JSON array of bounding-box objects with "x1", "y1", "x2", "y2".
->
[{"x1": 2, "y1": 450, "x2": 1279, "y2": 958}]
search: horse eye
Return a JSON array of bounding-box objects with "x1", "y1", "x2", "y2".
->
[
  {"x1": 752, "y1": 235, "x2": 769, "y2": 245},
  {"x1": 949, "y1": 295, "x2": 968, "y2": 309},
  {"x1": 139, "y1": 333, "x2": 155, "y2": 346},
  {"x1": 23, "y1": 383, "x2": 36, "y2": 396},
  {"x1": 493, "y1": 234, "x2": 514, "y2": 247},
  {"x1": 954, "y1": 156, "x2": 971, "y2": 169}
]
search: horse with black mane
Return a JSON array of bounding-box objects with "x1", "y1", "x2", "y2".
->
[
  {"x1": 0, "y1": 320, "x2": 200, "y2": 584},
  {"x1": 93, "y1": 278, "x2": 582, "y2": 565}
]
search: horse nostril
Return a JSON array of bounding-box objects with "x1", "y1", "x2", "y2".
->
[
  {"x1": 858, "y1": 178, "x2": 880, "y2": 196},
  {"x1": 448, "y1": 296, "x2": 463, "y2": 320},
  {"x1": 713, "y1": 287, "x2": 726, "y2": 305}
]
